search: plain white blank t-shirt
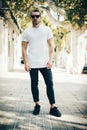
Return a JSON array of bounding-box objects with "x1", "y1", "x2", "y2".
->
[{"x1": 21, "y1": 24, "x2": 53, "y2": 68}]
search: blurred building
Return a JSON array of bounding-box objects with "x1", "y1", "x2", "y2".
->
[
  {"x1": 0, "y1": 0, "x2": 21, "y2": 72},
  {"x1": 63, "y1": 29, "x2": 87, "y2": 74}
]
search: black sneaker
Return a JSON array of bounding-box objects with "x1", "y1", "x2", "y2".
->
[
  {"x1": 49, "y1": 107, "x2": 62, "y2": 117},
  {"x1": 33, "y1": 104, "x2": 40, "y2": 115}
]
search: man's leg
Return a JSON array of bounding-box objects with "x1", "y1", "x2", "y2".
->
[
  {"x1": 40, "y1": 67, "x2": 61, "y2": 117},
  {"x1": 40, "y1": 68, "x2": 55, "y2": 105},
  {"x1": 30, "y1": 69, "x2": 39, "y2": 102},
  {"x1": 30, "y1": 69, "x2": 40, "y2": 115}
]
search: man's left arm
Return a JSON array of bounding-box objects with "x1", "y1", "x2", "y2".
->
[{"x1": 47, "y1": 37, "x2": 55, "y2": 69}]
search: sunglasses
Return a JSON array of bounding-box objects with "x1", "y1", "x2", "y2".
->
[{"x1": 31, "y1": 15, "x2": 41, "y2": 19}]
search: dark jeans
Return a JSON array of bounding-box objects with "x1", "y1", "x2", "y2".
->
[{"x1": 29, "y1": 67, "x2": 55, "y2": 104}]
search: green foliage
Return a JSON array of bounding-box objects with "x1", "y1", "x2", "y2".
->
[
  {"x1": 6, "y1": 0, "x2": 34, "y2": 30},
  {"x1": 53, "y1": 26, "x2": 69, "y2": 51},
  {"x1": 6, "y1": 0, "x2": 87, "y2": 29},
  {"x1": 42, "y1": 16, "x2": 68, "y2": 50},
  {"x1": 53, "y1": 0, "x2": 87, "y2": 28},
  {"x1": 42, "y1": 16, "x2": 52, "y2": 27}
]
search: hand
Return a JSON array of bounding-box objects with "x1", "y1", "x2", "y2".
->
[
  {"x1": 46, "y1": 60, "x2": 52, "y2": 69},
  {"x1": 25, "y1": 64, "x2": 31, "y2": 72}
]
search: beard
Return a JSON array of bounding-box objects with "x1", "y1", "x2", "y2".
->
[{"x1": 32, "y1": 20, "x2": 41, "y2": 26}]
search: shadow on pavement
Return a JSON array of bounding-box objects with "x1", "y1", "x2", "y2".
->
[{"x1": 0, "y1": 76, "x2": 87, "y2": 130}]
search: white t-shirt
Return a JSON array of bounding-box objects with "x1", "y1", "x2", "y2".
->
[{"x1": 21, "y1": 24, "x2": 53, "y2": 68}]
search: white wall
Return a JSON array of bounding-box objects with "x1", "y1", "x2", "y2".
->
[
  {"x1": 77, "y1": 30, "x2": 87, "y2": 73},
  {"x1": 0, "y1": 19, "x2": 8, "y2": 73},
  {"x1": 0, "y1": 17, "x2": 21, "y2": 73}
]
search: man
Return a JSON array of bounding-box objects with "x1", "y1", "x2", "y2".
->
[{"x1": 21, "y1": 8, "x2": 61, "y2": 117}]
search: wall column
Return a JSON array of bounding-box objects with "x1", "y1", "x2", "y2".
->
[{"x1": 0, "y1": 19, "x2": 8, "y2": 72}]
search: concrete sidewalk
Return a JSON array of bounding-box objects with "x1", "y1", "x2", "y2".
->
[{"x1": 0, "y1": 67, "x2": 87, "y2": 130}]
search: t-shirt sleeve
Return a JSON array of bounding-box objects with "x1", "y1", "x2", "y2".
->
[
  {"x1": 21, "y1": 30, "x2": 29, "y2": 42},
  {"x1": 47, "y1": 27, "x2": 53, "y2": 40}
]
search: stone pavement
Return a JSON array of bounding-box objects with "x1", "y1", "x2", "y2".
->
[{"x1": 0, "y1": 67, "x2": 87, "y2": 130}]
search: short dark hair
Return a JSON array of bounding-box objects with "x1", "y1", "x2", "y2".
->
[{"x1": 30, "y1": 8, "x2": 41, "y2": 16}]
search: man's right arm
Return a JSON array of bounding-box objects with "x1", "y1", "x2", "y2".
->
[{"x1": 22, "y1": 41, "x2": 30, "y2": 72}]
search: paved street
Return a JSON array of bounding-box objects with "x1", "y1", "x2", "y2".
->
[{"x1": 0, "y1": 67, "x2": 87, "y2": 130}]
